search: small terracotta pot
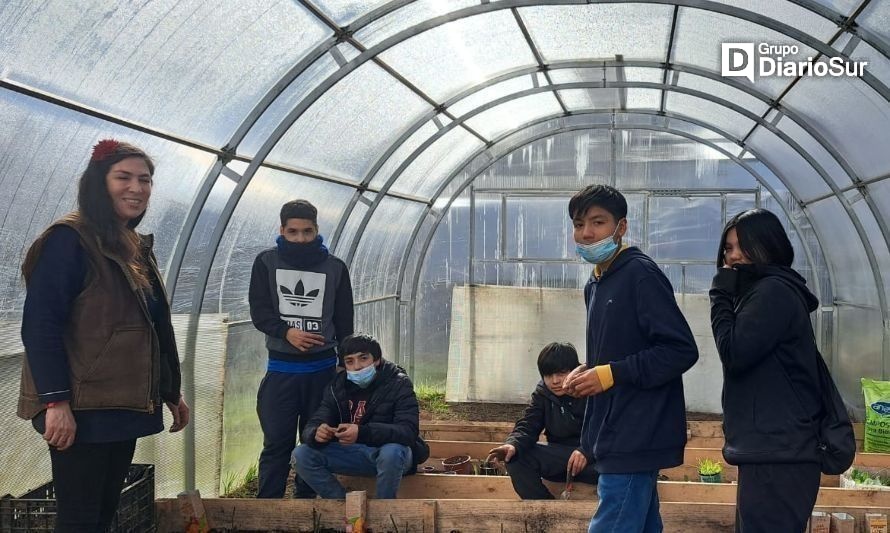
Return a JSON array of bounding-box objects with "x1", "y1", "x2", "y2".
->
[{"x1": 442, "y1": 455, "x2": 472, "y2": 475}]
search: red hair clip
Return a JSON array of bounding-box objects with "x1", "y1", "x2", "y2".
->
[{"x1": 91, "y1": 139, "x2": 120, "y2": 161}]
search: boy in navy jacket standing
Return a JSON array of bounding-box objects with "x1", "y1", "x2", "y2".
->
[{"x1": 564, "y1": 185, "x2": 698, "y2": 533}]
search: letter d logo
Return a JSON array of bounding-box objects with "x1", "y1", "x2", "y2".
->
[{"x1": 722, "y1": 43, "x2": 755, "y2": 83}]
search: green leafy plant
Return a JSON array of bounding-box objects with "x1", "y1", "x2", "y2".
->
[
  {"x1": 698, "y1": 458, "x2": 723, "y2": 476},
  {"x1": 415, "y1": 381, "x2": 449, "y2": 415}
]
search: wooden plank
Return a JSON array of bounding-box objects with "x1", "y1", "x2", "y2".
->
[
  {"x1": 423, "y1": 500, "x2": 437, "y2": 533},
  {"x1": 156, "y1": 499, "x2": 890, "y2": 533},
  {"x1": 855, "y1": 453, "x2": 890, "y2": 469}
]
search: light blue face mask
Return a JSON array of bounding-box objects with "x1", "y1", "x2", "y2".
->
[
  {"x1": 576, "y1": 222, "x2": 622, "y2": 264},
  {"x1": 347, "y1": 363, "x2": 377, "y2": 388}
]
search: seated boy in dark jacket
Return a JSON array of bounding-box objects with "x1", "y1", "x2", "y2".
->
[
  {"x1": 293, "y1": 333, "x2": 428, "y2": 499},
  {"x1": 487, "y1": 342, "x2": 598, "y2": 499}
]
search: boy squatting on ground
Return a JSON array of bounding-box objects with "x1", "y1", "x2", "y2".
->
[
  {"x1": 488, "y1": 342, "x2": 599, "y2": 499},
  {"x1": 292, "y1": 334, "x2": 430, "y2": 499}
]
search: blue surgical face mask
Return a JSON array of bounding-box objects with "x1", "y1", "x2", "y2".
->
[
  {"x1": 347, "y1": 363, "x2": 377, "y2": 388},
  {"x1": 576, "y1": 222, "x2": 622, "y2": 264}
]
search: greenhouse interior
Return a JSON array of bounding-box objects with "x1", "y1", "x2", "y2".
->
[{"x1": 2, "y1": 0, "x2": 890, "y2": 528}]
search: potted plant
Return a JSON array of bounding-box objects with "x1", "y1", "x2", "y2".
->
[{"x1": 698, "y1": 458, "x2": 723, "y2": 483}]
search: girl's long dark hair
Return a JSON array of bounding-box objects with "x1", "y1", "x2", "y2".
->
[
  {"x1": 23, "y1": 140, "x2": 154, "y2": 289},
  {"x1": 717, "y1": 208, "x2": 794, "y2": 268}
]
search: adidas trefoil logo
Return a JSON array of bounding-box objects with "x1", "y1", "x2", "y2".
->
[{"x1": 280, "y1": 280, "x2": 320, "y2": 308}]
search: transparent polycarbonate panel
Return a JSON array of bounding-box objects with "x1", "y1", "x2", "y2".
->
[
  {"x1": 849, "y1": 194, "x2": 890, "y2": 306},
  {"x1": 706, "y1": 0, "x2": 838, "y2": 42},
  {"x1": 810, "y1": 0, "x2": 863, "y2": 16},
  {"x1": 559, "y1": 89, "x2": 621, "y2": 111},
  {"x1": 847, "y1": 40, "x2": 890, "y2": 95},
  {"x1": 835, "y1": 305, "x2": 884, "y2": 408},
  {"x1": 725, "y1": 193, "x2": 758, "y2": 224},
  {"x1": 775, "y1": 115, "x2": 854, "y2": 190},
  {"x1": 169, "y1": 176, "x2": 237, "y2": 313},
  {"x1": 625, "y1": 89, "x2": 662, "y2": 109},
  {"x1": 268, "y1": 62, "x2": 432, "y2": 181},
  {"x1": 550, "y1": 66, "x2": 664, "y2": 85},
  {"x1": 0, "y1": 91, "x2": 211, "y2": 320},
  {"x1": 806, "y1": 197, "x2": 878, "y2": 306},
  {"x1": 623, "y1": 193, "x2": 647, "y2": 249},
  {"x1": 505, "y1": 197, "x2": 574, "y2": 260},
  {"x1": 237, "y1": 52, "x2": 341, "y2": 158},
  {"x1": 354, "y1": 298, "x2": 400, "y2": 365},
  {"x1": 665, "y1": 92, "x2": 756, "y2": 139},
  {"x1": 783, "y1": 71, "x2": 890, "y2": 180},
  {"x1": 858, "y1": 0, "x2": 890, "y2": 46},
  {"x1": 312, "y1": 0, "x2": 389, "y2": 26},
  {"x1": 656, "y1": 114, "x2": 726, "y2": 143},
  {"x1": 473, "y1": 194, "x2": 501, "y2": 261},
  {"x1": 335, "y1": 194, "x2": 371, "y2": 256},
  {"x1": 0, "y1": 2, "x2": 330, "y2": 146},
  {"x1": 746, "y1": 127, "x2": 833, "y2": 201},
  {"x1": 519, "y1": 4, "x2": 673, "y2": 62},
  {"x1": 465, "y1": 93, "x2": 562, "y2": 139},
  {"x1": 870, "y1": 180, "x2": 890, "y2": 231},
  {"x1": 672, "y1": 7, "x2": 818, "y2": 98},
  {"x1": 448, "y1": 76, "x2": 536, "y2": 117},
  {"x1": 614, "y1": 129, "x2": 758, "y2": 190},
  {"x1": 675, "y1": 72, "x2": 770, "y2": 117},
  {"x1": 391, "y1": 128, "x2": 485, "y2": 198},
  {"x1": 368, "y1": 121, "x2": 438, "y2": 190},
  {"x1": 474, "y1": 129, "x2": 613, "y2": 191},
  {"x1": 351, "y1": 198, "x2": 426, "y2": 301},
  {"x1": 354, "y1": 0, "x2": 479, "y2": 48},
  {"x1": 378, "y1": 11, "x2": 536, "y2": 103},
  {"x1": 401, "y1": 208, "x2": 440, "y2": 299},
  {"x1": 648, "y1": 196, "x2": 723, "y2": 261},
  {"x1": 202, "y1": 169, "x2": 354, "y2": 317}
]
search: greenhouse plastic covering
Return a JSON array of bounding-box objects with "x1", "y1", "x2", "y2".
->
[{"x1": 1, "y1": 0, "x2": 889, "y2": 498}]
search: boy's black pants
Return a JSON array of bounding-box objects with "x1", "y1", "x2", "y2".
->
[
  {"x1": 49, "y1": 439, "x2": 137, "y2": 532},
  {"x1": 256, "y1": 366, "x2": 335, "y2": 498},
  {"x1": 505, "y1": 442, "x2": 598, "y2": 499}
]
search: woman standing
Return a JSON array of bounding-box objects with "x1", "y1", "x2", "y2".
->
[
  {"x1": 710, "y1": 208, "x2": 824, "y2": 533},
  {"x1": 18, "y1": 139, "x2": 189, "y2": 532}
]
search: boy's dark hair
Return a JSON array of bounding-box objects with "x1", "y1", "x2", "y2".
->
[
  {"x1": 341, "y1": 333, "x2": 383, "y2": 361},
  {"x1": 280, "y1": 199, "x2": 318, "y2": 226},
  {"x1": 537, "y1": 342, "x2": 580, "y2": 376},
  {"x1": 568, "y1": 184, "x2": 627, "y2": 222},
  {"x1": 718, "y1": 208, "x2": 794, "y2": 267}
]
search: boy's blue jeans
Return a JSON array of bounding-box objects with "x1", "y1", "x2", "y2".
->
[
  {"x1": 292, "y1": 442, "x2": 413, "y2": 499},
  {"x1": 588, "y1": 471, "x2": 663, "y2": 533}
]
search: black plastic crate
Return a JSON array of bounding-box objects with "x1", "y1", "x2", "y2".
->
[{"x1": 0, "y1": 463, "x2": 155, "y2": 532}]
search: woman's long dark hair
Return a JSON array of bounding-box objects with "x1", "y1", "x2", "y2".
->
[
  {"x1": 717, "y1": 208, "x2": 794, "y2": 268},
  {"x1": 23, "y1": 140, "x2": 154, "y2": 289}
]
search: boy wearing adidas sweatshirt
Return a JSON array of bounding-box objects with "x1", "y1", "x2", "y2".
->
[{"x1": 249, "y1": 200, "x2": 354, "y2": 498}]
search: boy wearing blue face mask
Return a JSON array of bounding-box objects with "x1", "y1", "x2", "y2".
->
[
  {"x1": 564, "y1": 185, "x2": 698, "y2": 533},
  {"x1": 249, "y1": 200, "x2": 354, "y2": 499},
  {"x1": 293, "y1": 334, "x2": 430, "y2": 499}
]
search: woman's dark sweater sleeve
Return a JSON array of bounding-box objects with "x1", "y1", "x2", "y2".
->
[{"x1": 20, "y1": 226, "x2": 87, "y2": 404}]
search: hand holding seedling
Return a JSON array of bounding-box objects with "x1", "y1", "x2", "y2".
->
[
  {"x1": 562, "y1": 364, "x2": 588, "y2": 397},
  {"x1": 565, "y1": 366, "x2": 605, "y2": 397},
  {"x1": 567, "y1": 449, "x2": 588, "y2": 476},
  {"x1": 335, "y1": 423, "x2": 359, "y2": 445},
  {"x1": 487, "y1": 443, "x2": 516, "y2": 465},
  {"x1": 285, "y1": 328, "x2": 326, "y2": 351},
  {"x1": 316, "y1": 423, "x2": 337, "y2": 443}
]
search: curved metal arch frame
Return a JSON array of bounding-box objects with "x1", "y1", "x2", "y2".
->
[
  {"x1": 343, "y1": 79, "x2": 889, "y2": 337},
  {"x1": 168, "y1": 0, "x2": 890, "y2": 312},
  {"x1": 397, "y1": 118, "x2": 833, "y2": 375}
]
